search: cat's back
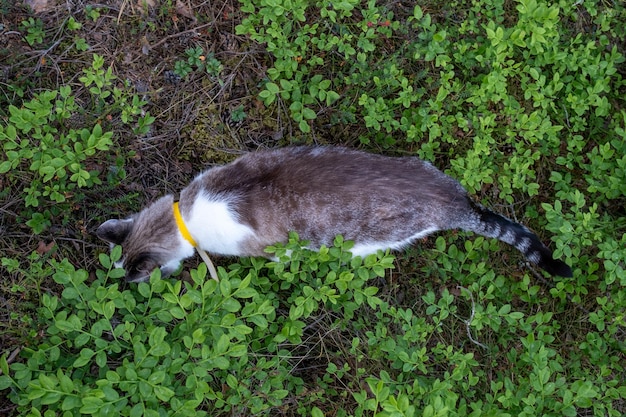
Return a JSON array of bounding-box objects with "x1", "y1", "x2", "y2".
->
[{"x1": 196, "y1": 146, "x2": 461, "y2": 198}]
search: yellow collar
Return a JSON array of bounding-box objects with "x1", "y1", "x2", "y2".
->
[
  {"x1": 172, "y1": 201, "x2": 220, "y2": 282},
  {"x1": 173, "y1": 202, "x2": 197, "y2": 247}
]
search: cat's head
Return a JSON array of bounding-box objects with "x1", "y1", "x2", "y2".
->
[{"x1": 96, "y1": 195, "x2": 194, "y2": 282}]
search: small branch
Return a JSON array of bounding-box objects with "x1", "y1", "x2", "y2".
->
[{"x1": 457, "y1": 286, "x2": 488, "y2": 350}]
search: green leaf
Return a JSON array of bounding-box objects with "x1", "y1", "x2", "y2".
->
[
  {"x1": 74, "y1": 333, "x2": 90, "y2": 347},
  {"x1": 106, "y1": 371, "x2": 121, "y2": 383},
  {"x1": 80, "y1": 397, "x2": 104, "y2": 414},
  {"x1": 265, "y1": 82, "x2": 280, "y2": 94},
  {"x1": 148, "y1": 370, "x2": 166, "y2": 385},
  {"x1": 216, "y1": 334, "x2": 230, "y2": 354},
  {"x1": 235, "y1": 287, "x2": 257, "y2": 298},
  {"x1": 57, "y1": 369, "x2": 74, "y2": 393},
  {"x1": 311, "y1": 407, "x2": 324, "y2": 417},
  {"x1": 436, "y1": 236, "x2": 446, "y2": 252},
  {"x1": 98, "y1": 253, "x2": 111, "y2": 269},
  {"x1": 41, "y1": 391, "x2": 62, "y2": 405},
  {"x1": 413, "y1": 5, "x2": 423, "y2": 20},
  {"x1": 73, "y1": 348, "x2": 95, "y2": 367},
  {"x1": 0, "y1": 354, "x2": 9, "y2": 376},
  {"x1": 220, "y1": 279, "x2": 232, "y2": 297},
  {"x1": 302, "y1": 107, "x2": 317, "y2": 120},
  {"x1": 222, "y1": 298, "x2": 241, "y2": 313},
  {"x1": 0, "y1": 375, "x2": 12, "y2": 390},
  {"x1": 61, "y1": 395, "x2": 81, "y2": 411},
  {"x1": 0, "y1": 160, "x2": 12, "y2": 174},
  {"x1": 154, "y1": 385, "x2": 174, "y2": 402},
  {"x1": 138, "y1": 282, "x2": 151, "y2": 298},
  {"x1": 248, "y1": 314, "x2": 268, "y2": 328},
  {"x1": 103, "y1": 300, "x2": 115, "y2": 319},
  {"x1": 170, "y1": 306, "x2": 185, "y2": 319},
  {"x1": 226, "y1": 374, "x2": 238, "y2": 389},
  {"x1": 108, "y1": 268, "x2": 125, "y2": 279},
  {"x1": 326, "y1": 90, "x2": 340, "y2": 105},
  {"x1": 130, "y1": 404, "x2": 144, "y2": 417},
  {"x1": 221, "y1": 313, "x2": 237, "y2": 327},
  {"x1": 279, "y1": 79, "x2": 293, "y2": 90},
  {"x1": 298, "y1": 119, "x2": 310, "y2": 132},
  {"x1": 151, "y1": 341, "x2": 171, "y2": 357},
  {"x1": 212, "y1": 356, "x2": 230, "y2": 370}
]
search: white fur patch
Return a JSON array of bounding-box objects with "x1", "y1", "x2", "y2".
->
[
  {"x1": 185, "y1": 195, "x2": 255, "y2": 256},
  {"x1": 350, "y1": 226, "x2": 439, "y2": 257}
]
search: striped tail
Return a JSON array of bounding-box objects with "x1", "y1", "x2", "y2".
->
[{"x1": 465, "y1": 199, "x2": 573, "y2": 277}]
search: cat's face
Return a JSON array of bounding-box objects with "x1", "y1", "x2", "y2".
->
[{"x1": 96, "y1": 196, "x2": 194, "y2": 282}]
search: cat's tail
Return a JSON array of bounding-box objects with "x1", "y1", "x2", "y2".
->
[{"x1": 461, "y1": 199, "x2": 573, "y2": 277}]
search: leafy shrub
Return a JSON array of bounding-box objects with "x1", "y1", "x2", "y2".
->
[
  {"x1": 2, "y1": 233, "x2": 625, "y2": 416},
  {"x1": 0, "y1": 88, "x2": 113, "y2": 207},
  {"x1": 0, "y1": 236, "x2": 393, "y2": 416},
  {"x1": 0, "y1": 54, "x2": 154, "y2": 234},
  {"x1": 236, "y1": 0, "x2": 356, "y2": 131},
  {"x1": 231, "y1": 1, "x2": 626, "y2": 415}
]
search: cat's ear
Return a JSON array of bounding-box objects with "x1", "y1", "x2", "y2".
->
[{"x1": 96, "y1": 218, "x2": 134, "y2": 245}]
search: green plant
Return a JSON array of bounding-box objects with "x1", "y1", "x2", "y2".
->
[
  {"x1": 202, "y1": 53, "x2": 223, "y2": 79},
  {"x1": 79, "y1": 54, "x2": 154, "y2": 131},
  {"x1": 65, "y1": 16, "x2": 82, "y2": 31},
  {"x1": 4, "y1": 227, "x2": 624, "y2": 416},
  {"x1": 73, "y1": 36, "x2": 89, "y2": 52},
  {"x1": 237, "y1": 0, "x2": 355, "y2": 131},
  {"x1": 20, "y1": 17, "x2": 44, "y2": 46},
  {"x1": 0, "y1": 54, "x2": 154, "y2": 233},
  {"x1": 173, "y1": 47, "x2": 223, "y2": 81},
  {"x1": 173, "y1": 49, "x2": 197, "y2": 78},
  {"x1": 232, "y1": 0, "x2": 625, "y2": 413},
  {"x1": 0, "y1": 252, "x2": 57, "y2": 341},
  {"x1": 0, "y1": 235, "x2": 394, "y2": 416},
  {"x1": 230, "y1": 105, "x2": 247, "y2": 123},
  {"x1": 3, "y1": 0, "x2": 626, "y2": 415},
  {"x1": 85, "y1": 6, "x2": 101, "y2": 22},
  {"x1": 0, "y1": 87, "x2": 113, "y2": 207}
]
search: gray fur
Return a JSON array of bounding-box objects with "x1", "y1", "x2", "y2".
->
[
  {"x1": 97, "y1": 196, "x2": 184, "y2": 282},
  {"x1": 97, "y1": 146, "x2": 572, "y2": 282}
]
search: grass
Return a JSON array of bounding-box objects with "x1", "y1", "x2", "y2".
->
[{"x1": 1, "y1": 0, "x2": 625, "y2": 416}]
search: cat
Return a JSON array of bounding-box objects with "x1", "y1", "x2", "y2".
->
[{"x1": 97, "y1": 146, "x2": 573, "y2": 282}]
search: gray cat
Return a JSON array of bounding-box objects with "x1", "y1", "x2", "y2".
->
[{"x1": 97, "y1": 146, "x2": 573, "y2": 282}]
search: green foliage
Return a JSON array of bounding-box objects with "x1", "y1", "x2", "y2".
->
[
  {"x1": 231, "y1": 1, "x2": 626, "y2": 414},
  {"x1": 236, "y1": 0, "x2": 625, "y2": 207},
  {"x1": 0, "y1": 235, "x2": 395, "y2": 416},
  {"x1": 3, "y1": 234, "x2": 625, "y2": 416},
  {"x1": 229, "y1": 105, "x2": 247, "y2": 123},
  {"x1": 0, "y1": 87, "x2": 112, "y2": 207},
  {"x1": 236, "y1": 0, "x2": 626, "y2": 284},
  {"x1": 84, "y1": 6, "x2": 101, "y2": 22},
  {"x1": 79, "y1": 54, "x2": 156, "y2": 134},
  {"x1": 236, "y1": 0, "x2": 349, "y2": 132},
  {"x1": 173, "y1": 47, "x2": 223, "y2": 81},
  {"x1": 0, "y1": 54, "x2": 154, "y2": 233},
  {"x1": 0, "y1": 252, "x2": 57, "y2": 340},
  {"x1": 20, "y1": 17, "x2": 44, "y2": 46}
]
